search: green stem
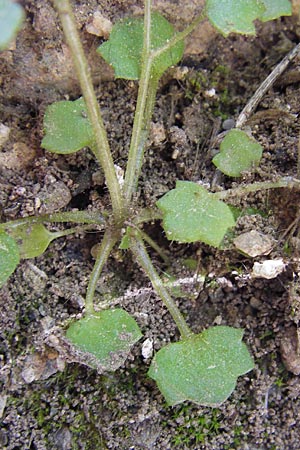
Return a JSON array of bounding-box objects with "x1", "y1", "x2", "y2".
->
[
  {"x1": 124, "y1": 3, "x2": 206, "y2": 205},
  {"x1": 85, "y1": 230, "x2": 119, "y2": 316},
  {"x1": 51, "y1": 224, "x2": 95, "y2": 240},
  {"x1": 0, "y1": 210, "x2": 106, "y2": 231},
  {"x1": 52, "y1": 0, "x2": 124, "y2": 222},
  {"x1": 212, "y1": 178, "x2": 300, "y2": 201},
  {"x1": 138, "y1": 228, "x2": 170, "y2": 264},
  {"x1": 134, "y1": 207, "x2": 162, "y2": 225},
  {"x1": 124, "y1": 0, "x2": 159, "y2": 204},
  {"x1": 129, "y1": 230, "x2": 193, "y2": 339},
  {"x1": 150, "y1": 10, "x2": 206, "y2": 60}
]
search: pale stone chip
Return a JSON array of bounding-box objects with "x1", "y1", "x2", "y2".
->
[
  {"x1": 234, "y1": 230, "x2": 274, "y2": 257},
  {"x1": 21, "y1": 351, "x2": 65, "y2": 383},
  {"x1": 142, "y1": 338, "x2": 153, "y2": 360},
  {"x1": 38, "y1": 181, "x2": 72, "y2": 214},
  {"x1": 150, "y1": 122, "x2": 166, "y2": 146},
  {"x1": 0, "y1": 123, "x2": 10, "y2": 147},
  {"x1": 86, "y1": 11, "x2": 113, "y2": 38},
  {"x1": 252, "y1": 259, "x2": 285, "y2": 279},
  {"x1": 0, "y1": 395, "x2": 8, "y2": 419},
  {"x1": 0, "y1": 142, "x2": 36, "y2": 170},
  {"x1": 280, "y1": 327, "x2": 300, "y2": 375}
]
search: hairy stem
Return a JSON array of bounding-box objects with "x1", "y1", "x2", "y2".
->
[
  {"x1": 212, "y1": 178, "x2": 300, "y2": 201},
  {"x1": 0, "y1": 210, "x2": 106, "y2": 231},
  {"x1": 124, "y1": 2, "x2": 206, "y2": 205},
  {"x1": 52, "y1": 0, "x2": 124, "y2": 221},
  {"x1": 85, "y1": 230, "x2": 119, "y2": 316},
  {"x1": 51, "y1": 224, "x2": 96, "y2": 240},
  {"x1": 129, "y1": 230, "x2": 193, "y2": 339},
  {"x1": 124, "y1": 0, "x2": 158, "y2": 204},
  {"x1": 150, "y1": 10, "x2": 206, "y2": 60},
  {"x1": 131, "y1": 227, "x2": 169, "y2": 264}
]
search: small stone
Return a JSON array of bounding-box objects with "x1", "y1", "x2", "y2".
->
[
  {"x1": 213, "y1": 315, "x2": 222, "y2": 325},
  {"x1": 249, "y1": 296, "x2": 262, "y2": 309},
  {"x1": 234, "y1": 230, "x2": 274, "y2": 257},
  {"x1": 252, "y1": 259, "x2": 285, "y2": 279},
  {"x1": 222, "y1": 118, "x2": 235, "y2": 130},
  {"x1": 0, "y1": 123, "x2": 10, "y2": 147},
  {"x1": 150, "y1": 122, "x2": 166, "y2": 146},
  {"x1": 38, "y1": 181, "x2": 72, "y2": 214},
  {"x1": 0, "y1": 142, "x2": 36, "y2": 170},
  {"x1": 171, "y1": 148, "x2": 180, "y2": 159},
  {"x1": 204, "y1": 88, "x2": 216, "y2": 97},
  {"x1": 280, "y1": 327, "x2": 300, "y2": 375},
  {"x1": 0, "y1": 395, "x2": 7, "y2": 419},
  {"x1": 86, "y1": 11, "x2": 112, "y2": 38},
  {"x1": 53, "y1": 427, "x2": 72, "y2": 450},
  {"x1": 22, "y1": 263, "x2": 48, "y2": 291},
  {"x1": 169, "y1": 126, "x2": 188, "y2": 146},
  {"x1": 142, "y1": 338, "x2": 153, "y2": 360},
  {"x1": 21, "y1": 350, "x2": 65, "y2": 383}
]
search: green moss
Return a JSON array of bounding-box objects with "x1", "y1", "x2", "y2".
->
[
  {"x1": 169, "y1": 406, "x2": 222, "y2": 447},
  {"x1": 184, "y1": 70, "x2": 208, "y2": 100}
]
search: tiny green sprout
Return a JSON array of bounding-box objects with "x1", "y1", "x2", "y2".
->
[
  {"x1": 212, "y1": 129, "x2": 263, "y2": 177},
  {"x1": 274, "y1": 376, "x2": 285, "y2": 387},
  {"x1": 1, "y1": 0, "x2": 295, "y2": 407},
  {"x1": 0, "y1": 0, "x2": 24, "y2": 50}
]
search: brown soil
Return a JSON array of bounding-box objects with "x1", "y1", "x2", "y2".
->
[{"x1": 1, "y1": 2, "x2": 300, "y2": 449}]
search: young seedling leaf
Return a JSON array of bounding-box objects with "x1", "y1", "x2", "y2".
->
[
  {"x1": 0, "y1": 0, "x2": 24, "y2": 50},
  {"x1": 6, "y1": 223, "x2": 58, "y2": 259},
  {"x1": 148, "y1": 326, "x2": 254, "y2": 406},
  {"x1": 0, "y1": 232, "x2": 20, "y2": 287},
  {"x1": 98, "y1": 12, "x2": 184, "y2": 80},
  {"x1": 119, "y1": 226, "x2": 133, "y2": 250},
  {"x1": 157, "y1": 181, "x2": 235, "y2": 247},
  {"x1": 41, "y1": 98, "x2": 94, "y2": 154},
  {"x1": 119, "y1": 232, "x2": 130, "y2": 250},
  {"x1": 212, "y1": 129, "x2": 263, "y2": 177},
  {"x1": 66, "y1": 309, "x2": 142, "y2": 371},
  {"x1": 206, "y1": 0, "x2": 291, "y2": 36}
]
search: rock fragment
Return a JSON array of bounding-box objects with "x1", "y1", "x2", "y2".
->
[{"x1": 234, "y1": 230, "x2": 274, "y2": 257}]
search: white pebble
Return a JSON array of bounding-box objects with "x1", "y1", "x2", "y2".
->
[
  {"x1": 252, "y1": 259, "x2": 286, "y2": 279},
  {"x1": 141, "y1": 338, "x2": 153, "y2": 360}
]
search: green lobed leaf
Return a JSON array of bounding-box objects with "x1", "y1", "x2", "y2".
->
[
  {"x1": 98, "y1": 12, "x2": 184, "y2": 80},
  {"x1": 0, "y1": 0, "x2": 25, "y2": 50},
  {"x1": 0, "y1": 232, "x2": 20, "y2": 287},
  {"x1": 148, "y1": 326, "x2": 254, "y2": 406},
  {"x1": 156, "y1": 181, "x2": 235, "y2": 247},
  {"x1": 259, "y1": 0, "x2": 292, "y2": 22},
  {"x1": 212, "y1": 129, "x2": 263, "y2": 177},
  {"x1": 66, "y1": 309, "x2": 143, "y2": 370},
  {"x1": 41, "y1": 98, "x2": 94, "y2": 154},
  {"x1": 6, "y1": 223, "x2": 57, "y2": 259},
  {"x1": 206, "y1": 0, "x2": 291, "y2": 36}
]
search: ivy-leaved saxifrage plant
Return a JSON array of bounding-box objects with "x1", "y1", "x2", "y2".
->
[{"x1": 0, "y1": 0, "x2": 295, "y2": 406}]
